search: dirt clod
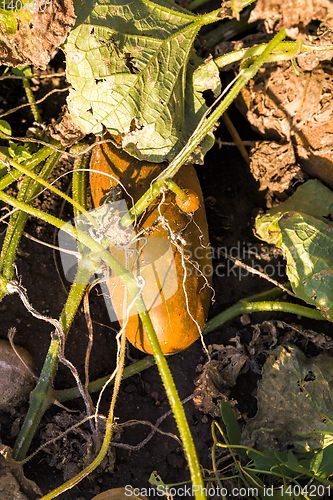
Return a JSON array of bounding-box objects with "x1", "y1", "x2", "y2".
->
[
  {"x1": 0, "y1": 339, "x2": 35, "y2": 412},
  {"x1": 249, "y1": 141, "x2": 305, "y2": 206},
  {"x1": 0, "y1": 0, "x2": 76, "y2": 69},
  {"x1": 249, "y1": 0, "x2": 333, "y2": 34},
  {"x1": 238, "y1": 63, "x2": 333, "y2": 188}
]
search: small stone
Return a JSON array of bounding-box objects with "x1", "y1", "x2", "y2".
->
[
  {"x1": 0, "y1": 340, "x2": 35, "y2": 412},
  {"x1": 240, "y1": 314, "x2": 251, "y2": 326}
]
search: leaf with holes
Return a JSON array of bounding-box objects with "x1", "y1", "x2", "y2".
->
[
  {"x1": 242, "y1": 345, "x2": 333, "y2": 454},
  {"x1": 255, "y1": 179, "x2": 333, "y2": 321},
  {"x1": 64, "y1": 0, "x2": 221, "y2": 163}
]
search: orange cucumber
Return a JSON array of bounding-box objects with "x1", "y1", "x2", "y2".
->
[{"x1": 90, "y1": 139, "x2": 211, "y2": 354}]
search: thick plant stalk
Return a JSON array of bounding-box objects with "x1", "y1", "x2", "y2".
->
[
  {"x1": 12, "y1": 260, "x2": 94, "y2": 461},
  {"x1": 72, "y1": 146, "x2": 90, "y2": 217}
]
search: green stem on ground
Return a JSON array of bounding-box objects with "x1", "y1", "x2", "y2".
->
[
  {"x1": 214, "y1": 40, "x2": 333, "y2": 70},
  {"x1": 56, "y1": 356, "x2": 156, "y2": 402},
  {"x1": 72, "y1": 145, "x2": 91, "y2": 254},
  {"x1": 55, "y1": 290, "x2": 324, "y2": 401},
  {"x1": 129, "y1": 304, "x2": 207, "y2": 499},
  {"x1": 203, "y1": 301, "x2": 325, "y2": 335}
]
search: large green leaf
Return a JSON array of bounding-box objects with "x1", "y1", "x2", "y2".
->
[
  {"x1": 255, "y1": 179, "x2": 333, "y2": 321},
  {"x1": 64, "y1": 0, "x2": 221, "y2": 163}
]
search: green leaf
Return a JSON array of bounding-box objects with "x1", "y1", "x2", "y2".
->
[
  {"x1": 242, "y1": 346, "x2": 333, "y2": 458},
  {"x1": 0, "y1": 120, "x2": 11, "y2": 138},
  {"x1": 8, "y1": 141, "x2": 32, "y2": 163},
  {"x1": 148, "y1": 472, "x2": 168, "y2": 493},
  {"x1": 232, "y1": 0, "x2": 256, "y2": 18},
  {"x1": 64, "y1": 0, "x2": 221, "y2": 163},
  {"x1": 220, "y1": 401, "x2": 242, "y2": 446},
  {"x1": 247, "y1": 449, "x2": 304, "y2": 480},
  {"x1": 247, "y1": 449, "x2": 284, "y2": 473},
  {"x1": 12, "y1": 66, "x2": 33, "y2": 78},
  {"x1": 0, "y1": 8, "x2": 18, "y2": 35},
  {"x1": 255, "y1": 179, "x2": 333, "y2": 321},
  {"x1": 306, "y1": 443, "x2": 333, "y2": 478}
]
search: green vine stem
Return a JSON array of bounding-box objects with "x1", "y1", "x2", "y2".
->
[
  {"x1": 0, "y1": 151, "x2": 92, "y2": 222},
  {"x1": 214, "y1": 40, "x2": 333, "y2": 70},
  {"x1": 20, "y1": 66, "x2": 42, "y2": 123},
  {"x1": 72, "y1": 146, "x2": 90, "y2": 216},
  {"x1": 56, "y1": 356, "x2": 156, "y2": 402},
  {"x1": 203, "y1": 301, "x2": 325, "y2": 335},
  {"x1": 164, "y1": 178, "x2": 189, "y2": 201},
  {"x1": 3, "y1": 187, "x2": 205, "y2": 500},
  {"x1": 120, "y1": 28, "x2": 287, "y2": 229}
]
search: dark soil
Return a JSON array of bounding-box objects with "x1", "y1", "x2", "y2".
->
[{"x1": 0, "y1": 51, "x2": 332, "y2": 500}]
